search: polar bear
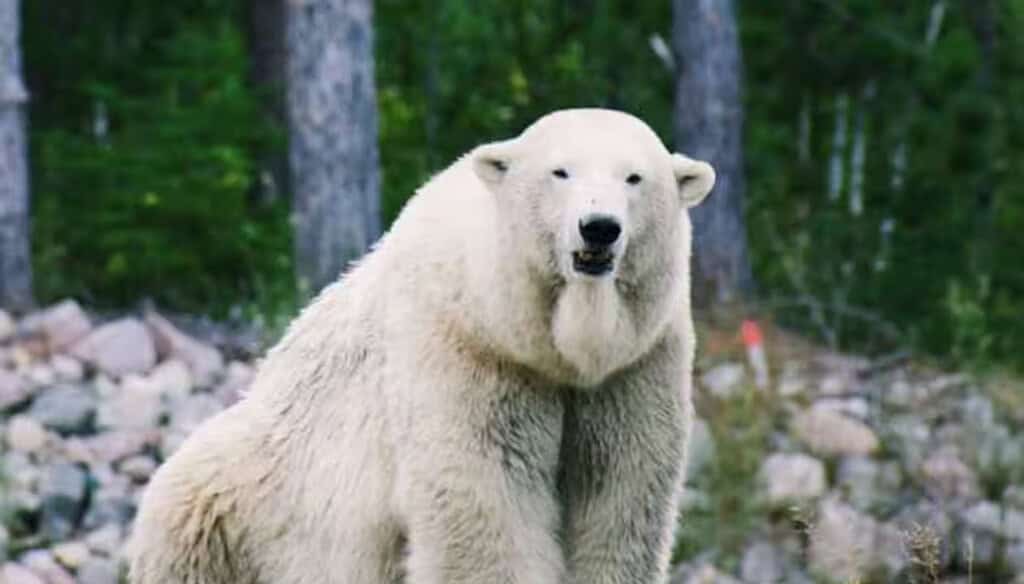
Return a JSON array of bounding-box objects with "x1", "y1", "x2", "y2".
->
[{"x1": 128, "y1": 108, "x2": 715, "y2": 584}]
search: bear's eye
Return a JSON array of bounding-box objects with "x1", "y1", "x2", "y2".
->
[
  {"x1": 552, "y1": 168, "x2": 569, "y2": 180},
  {"x1": 626, "y1": 173, "x2": 643, "y2": 186}
]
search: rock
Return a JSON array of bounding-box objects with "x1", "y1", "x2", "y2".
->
[
  {"x1": 0, "y1": 524, "x2": 8, "y2": 563},
  {"x1": 146, "y1": 311, "x2": 224, "y2": 386},
  {"x1": 159, "y1": 391, "x2": 228, "y2": 454},
  {"x1": 8, "y1": 343, "x2": 36, "y2": 368},
  {"x1": 6, "y1": 415, "x2": 49, "y2": 453},
  {"x1": 51, "y1": 541, "x2": 91, "y2": 570},
  {"x1": 214, "y1": 360, "x2": 254, "y2": 405},
  {"x1": 35, "y1": 299, "x2": 92, "y2": 352},
  {"x1": 96, "y1": 383, "x2": 163, "y2": 431},
  {"x1": 28, "y1": 367, "x2": 57, "y2": 392},
  {"x1": 119, "y1": 454, "x2": 158, "y2": 481},
  {"x1": 814, "y1": 352, "x2": 869, "y2": 375},
  {"x1": 1006, "y1": 485, "x2": 1024, "y2": 510},
  {"x1": 70, "y1": 318, "x2": 157, "y2": 377},
  {"x1": 957, "y1": 528, "x2": 998, "y2": 567},
  {"x1": 168, "y1": 393, "x2": 222, "y2": 433},
  {"x1": 0, "y1": 308, "x2": 15, "y2": 341},
  {"x1": 39, "y1": 462, "x2": 88, "y2": 541},
  {"x1": 776, "y1": 362, "x2": 807, "y2": 397},
  {"x1": 0, "y1": 369, "x2": 31, "y2": 411},
  {"x1": 841, "y1": 459, "x2": 882, "y2": 502},
  {"x1": 147, "y1": 359, "x2": 194, "y2": 401},
  {"x1": 740, "y1": 541, "x2": 785, "y2": 583},
  {"x1": 28, "y1": 385, "x2": 97, "y2": 434},
  {"x1": 965, "y1": 422, "x2": 1024, "y2": 486},
  {"x1": 874, "y1": 521, "x2": 909, "y2": 575},
  {"x1": 686, "y1": 417, "x2": 715, "y2": 477},
  {"x1": 817, "y1": 372, "x2": 851, "y2": 396},
  {"x1": 1005, "y1": 508, "x2": 1024, "y2": 540},
  {"x1": 791, "y1": 405, "x2": 879, "y2": 457},
  {"x1": 19, "y1": 550, "x2": 76, "y2": 584},
  {"x1": 836, "y1": 456, "x2": 902, "y2": 511},
  {"x1": 672, "y1": 562, "x2": 743, "y2": 584},
  {"x1": 1007, "y1": 541, "x2": 1024, "y2": 574},
  {"x1": 49, "y1": 355, "x2": 84, "y2": 382},
  {"x1": 885, "y1": 414, "x2": 931, "y2": 471},
  {"x1": 2, "y1": 563, "x2": 46, "y2": 584},
  {"x1": 758, "y1": 453, "x2": 826, "y2": 504},
  {"x1": 963, "y1": 394, "x2": 995, "y2": 427},
  {"x1": 82, "y1": 484, "x2": 135, "y2": 531},
  {"x1": 893, "y1": 502, "x2": 955, "y2": 547},
  {"x1": 808, "y1": 498, "x2": 876, "y2": 582},
  {"x1": 64, "y1": 430, "x2": 157, "y2": 466},
  {"x1": 92, "y1": 374, "x2": 118, "y2": 399},
  {"x1": 883, "y1": 377, "x2": 916, "y2": 408},
  {"x1": 961, "y1": 500, "x2": 1003, "y2": 535},
  {"x1": 77, "y1": 558, "x2": 121, "y2": 584},
  {"x1": 84, "y1": 524, "x2": 123, "y2": 557},
  {"x1": 160, "y1": 431, "x2": 188, "y2": 459},
  {"x1": 701, "y1": 362, "x2": 745, "y2": 399},
  {"x1": 814, "y1": 397, "x2": 870, "y2": 420},
  {"x1": 4, "y1": 451, "x2": 42, "y2": 513},
  {"x1": 920, "y1": 446, "x2": 979, "y2": 500},
  {"x1": 925, "y1": 373, "x2": 969, "y2": 395}
]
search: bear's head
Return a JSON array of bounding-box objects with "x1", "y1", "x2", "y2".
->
[
  {"x1": 468, "y1": 108, "x2": 715, "y2": 386},
  {"x1": 471, "y1": 108, "x2": 713, "y2": 285}
]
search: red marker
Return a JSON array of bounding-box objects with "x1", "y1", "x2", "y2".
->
[{"x1": 742, "y1": 320, "x2": 769, "y2": 390}]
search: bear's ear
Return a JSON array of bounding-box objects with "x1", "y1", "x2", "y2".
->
[
  {"x1": 472, "y1": 139, "x2": 519, "y2": 188},
  {"x1": 671, "y1": 153, "x2": 716, "y2": 208}
]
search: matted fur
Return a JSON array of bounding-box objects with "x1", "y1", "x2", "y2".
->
[{"x1": 128, "y1": 108, "x2": 715, "y2": 584}]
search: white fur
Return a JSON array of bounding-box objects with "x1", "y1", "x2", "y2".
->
[{"x1": 128, "y1": 108, "x2": 715, "y2": 584}]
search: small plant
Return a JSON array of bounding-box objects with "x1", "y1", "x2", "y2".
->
[
  {"x1": 945, "y1": 275, "x2": 995, "y2": 371},
  {"x1": 673, "y1": 386, "x2": 777, "y2": 571},
  {"x1": 903, "y1": 522, "x2": 942, "y2": 584}
]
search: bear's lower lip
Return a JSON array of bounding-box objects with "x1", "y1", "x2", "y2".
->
[{"x1": 572, "y1": 250, "x2": 614, "y2": 276}]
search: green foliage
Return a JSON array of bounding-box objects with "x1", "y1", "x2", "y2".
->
[
  {"x1": 20, "y1": 0, "x2": 1024, "y2": 370},
  {"x1": 673, "y1": 388, "x2": 776, "y2": 571},
  {"x1": 741, "y1": 1, "x2": 1024, "y2": 370},
  {"x1": 26, "y1": 0, "x2": 291, "y2": 314},
  {"x1": 375, "y1": 0, "x2": 674, "y2": 224}
]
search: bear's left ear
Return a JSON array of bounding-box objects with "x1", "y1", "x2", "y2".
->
[
  {"x1": 671, "y1": 153, "x2": 716, "y2": 208},
  {"x1": 472, "y1": 139, "x2": 519, "y2": 189}
]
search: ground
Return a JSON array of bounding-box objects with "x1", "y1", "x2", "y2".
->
[{"x1": 0, "y1": 301, "x2": 1022, "y2": 584}]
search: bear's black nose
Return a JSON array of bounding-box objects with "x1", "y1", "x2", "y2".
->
[{"x1": 579, "y1": 215, "x2": 622, "y2": 247}]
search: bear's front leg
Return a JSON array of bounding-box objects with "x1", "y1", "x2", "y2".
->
[
  {"x1": 560, "y1": 336, "x2": 690, "y2": 584},
  {"x1": 396, "y1": 371, "x2": 566, "y2": 584}
]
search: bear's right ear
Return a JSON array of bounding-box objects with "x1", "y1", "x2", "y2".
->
[
  {"x1": 672, "y1": 153, "x2": 716, "y2": 208},
  {"x1": 472, "y1": 140, "x2": 519, "y2": 188}
]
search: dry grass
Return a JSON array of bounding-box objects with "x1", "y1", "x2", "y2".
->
[{"x1": 902, "y1": 523, "x2": 942, "y2": 584}]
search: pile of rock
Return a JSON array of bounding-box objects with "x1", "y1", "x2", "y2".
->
[
  {"x1": 2, "y1": 300, "x2": 1022, "y2": 584},
  {"x1": 0, "y1": 300, "x2": 257, "y2": 584},
  {"x1": 676, "y1": 351, "x2": 1024, "y2": 583}
]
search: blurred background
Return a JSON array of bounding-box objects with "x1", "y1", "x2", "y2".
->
[{"x1": 0, "y1": 1, "x2": 1023, "y2": 583}]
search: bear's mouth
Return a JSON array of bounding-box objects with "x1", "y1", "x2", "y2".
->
[{"x1": 572, "y1": 249, "x2": 615, "y2": 276}]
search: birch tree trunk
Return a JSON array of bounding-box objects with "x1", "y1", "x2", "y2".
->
[
  {"x1": 286, "y1": 0, "x2": 380, "y2": 295},
  {"x1": 672, "y1": 0, "x2": 754, "y2": 308},
  {"x1": 0, "y1": 0, "x2": 31, "y2": 310}
]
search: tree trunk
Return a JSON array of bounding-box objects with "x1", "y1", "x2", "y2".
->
[
  {"x1": 286, "y1": 0, "x2": 380, "y2": 296},
  {"x1": 0, "y1": 0, "x2": 31, "y2": 311},
  {"x1": 247, "y1": 0, "x2": 288, "y2": 205},
  {"x1": 672, "y1": 0, "x2": 753, "y2": 308}
]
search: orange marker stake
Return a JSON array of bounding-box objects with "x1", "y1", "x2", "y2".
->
[{"x1": 742, "y1": 320, "x2": 769, "y2": 390}]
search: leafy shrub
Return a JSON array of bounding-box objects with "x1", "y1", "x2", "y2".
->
[{"x1": 28, "y1": 7, "x2": 290, "y2": 313}]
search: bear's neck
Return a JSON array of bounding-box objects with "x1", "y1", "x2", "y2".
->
[{"x1": 467, "y1": 257, "x2": 677, "y2": 389}]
